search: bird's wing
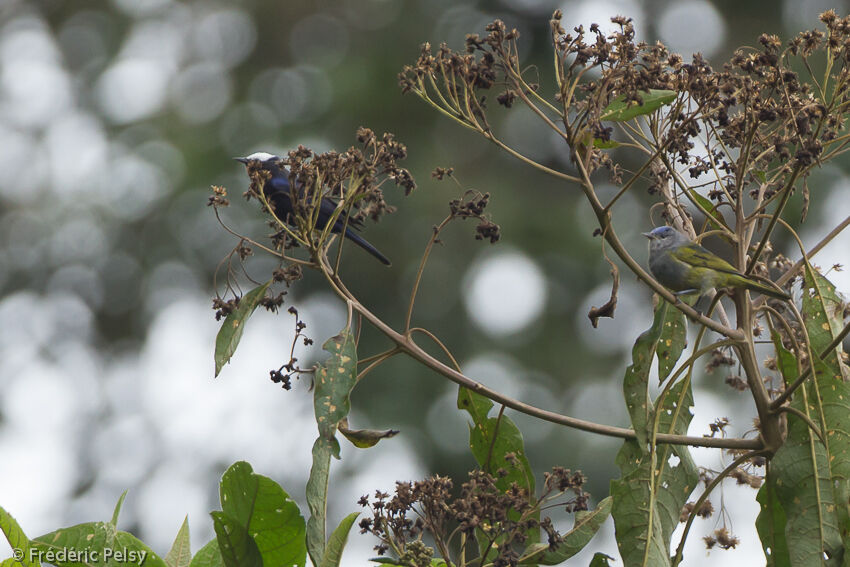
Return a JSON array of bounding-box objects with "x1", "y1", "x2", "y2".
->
[
  {"x1": 318, "y1": 197, "x2": 364, "y2": 231},
  {"x1": 670, "y1": 242, "x2": 740, "y2": 274},
  {"x1": 268, "y1": 175, "x2": 291, "y2": 194}
]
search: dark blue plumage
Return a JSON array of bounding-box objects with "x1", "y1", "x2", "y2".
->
[{"x1": 236, "y1": 152, "x2": 391, "y2": 266}]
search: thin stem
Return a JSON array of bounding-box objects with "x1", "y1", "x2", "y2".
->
[
  {"x1": 409, "y1": 327, "x2": 463, "y2": 372},
  {"x1": 745, "y1": 164, "x2": 802, "y2": 274},
  {"x1": 318, "y1": 255, "x2": 760, "y2": 450},
  {"x1": 776, "y1": 405, "x2": 826, "y2": 445},
  {"x1": 671, "y1": 450, "x2": 768, "y2": 566},
  {"x1": 357, "y1": 348, "x2": 402, "y2": 382},
  {"x1": 405, "y1": 217, "x2": 452, "y2": 332}
]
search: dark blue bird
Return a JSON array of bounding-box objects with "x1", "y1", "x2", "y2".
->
[{"x1": 236, "y1": 152, "x2": 391, "y2": 266}]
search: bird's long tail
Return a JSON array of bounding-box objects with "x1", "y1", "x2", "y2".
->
[
  {"x1": 343, "y1": 227, "x2": 391, "y2": 266},
  {"x1": 735, "y1": 275, "x2": 790, "y2": 300}
]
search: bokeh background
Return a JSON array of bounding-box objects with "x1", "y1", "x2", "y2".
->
[{"x1": 1, "y1": 0, "x2": 849, "y2": 565}]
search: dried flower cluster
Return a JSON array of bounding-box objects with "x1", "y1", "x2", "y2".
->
[
  {"x1": 358, "y1": 467, "x2": 588, "y2": 567},
  {"x1": 448, "y1": 190, "x2": 501, "y2": 243}
]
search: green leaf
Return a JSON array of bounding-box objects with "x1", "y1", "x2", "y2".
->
[
  {"x1": 218, "y1": 461, "x2": 306, "y2": 567},
  {"x1": 214, "y1": 280, "x2": 272, "y2": 376},
  {"x1": 211, "y1": 512, "x2": 261, "y2": 567},
  {"x1": 600, "y1": 89, "x2": 677, "y2": 122},
  {"x1": 307, "y1": 329, "x2": 359, "y2": 567},
  {"x1": 623, "y1": 301, "x2": 670, "y2": 449},
  {"x1": 611, "y1": 379, "x2": 698, "y2": 567},
  {"x1": 589, "y1": 553, "x2": 615, "y2": 567},
  {"x1": 756, "y1": 472, "x2": 791, "y2": 567},
  {"x1": 32, "y1": 522, "x2": 167, "y2": 567},
  {"x1": 768, "y1": 263, "x2": 850, "y2": 566},
  {"x1": 593, "y1": 138, "x2": 621, "y2": 149},
  {"x1": 457, "y1": 387, "x2": 534, "y2": 494},
  {"x1": 0, "y1": 505, "x2": 38, "y2": 567},
  {"x1": 188, "y1": 540, "x2": 223, "y2": 567},
  {"x1": 656, "y1": 304, "x2": 686, "y2": 383},
  {"x1": 307, "y1": 437, "x2": 334, "y2": 567},
  {"x1": 457, "y1": 386, "x2": 493, "y2": 425},
  {"x1": 687, "y1": 189, "x2": 728, "y2": 232},
  {"x1": 338, "y1": 419, "x2": 399, "y2": 448},
  {"x1": 109, "y1": 491, "x2": 127, "y2": 526},
  {"x1": 519, "y1": 497, "x2": 612, "y2": 564},
  {"x1": 320, "y1": 513, "x2": 359, "y2": 567},
  {"x1": 165, "y1": 516, "x2": 191, "y2": 567}
]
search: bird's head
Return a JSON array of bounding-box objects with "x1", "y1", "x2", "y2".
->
[
  {"x1": 642, "y1": 226, "x2": 688, "y2": 251},
  {"x1": 234, "y1": 152, "x2": 281, "y2": 169}
]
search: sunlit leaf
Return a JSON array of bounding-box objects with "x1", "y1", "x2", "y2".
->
[
  {"x1": 211, "y1": 512, "x2": 261, "y2": 567},
  {"x1": 0, "y1": 505, "x2": 38, "y2": 567},
  {"x1": 188, "y1": 540, "x2": 223, "y2": 567},
  {"x1": 600, "y1": 89, "x2": 677, "y2": 122},
  {"x1": 32, "y1": 522, "x2": 167, "y2": 567},
  {"x1": 165, "y1": 516, "x2": 191, "y2": 567},
  {"x1": 217, "y1": 461, "x2": 305, "y2": 567}
]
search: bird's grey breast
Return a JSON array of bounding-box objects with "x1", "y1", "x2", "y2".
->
[{"x1": 648, "y1": 244, "x2": 689, "y2": 291}]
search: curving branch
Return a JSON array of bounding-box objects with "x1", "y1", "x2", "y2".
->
[{"x1": 319, "y1": 255, "x2": 762, "y2": 451}]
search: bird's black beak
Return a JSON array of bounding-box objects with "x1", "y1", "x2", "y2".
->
[
  {"x1": 642, "y1": 231, "x2": 654, "y2": 240},
  {"x1": 234, "y1": 157, "x2": 249, "y2": 164}
]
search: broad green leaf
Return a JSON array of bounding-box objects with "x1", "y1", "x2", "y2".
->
[
  {"x1": 338, "y1": 419, "x2": 399, "y2": 448},
  {"x1": 320, "y1": 513, "x2": 359, "y2": 567},
  {"x1": 457, "y1": 386, "x2": 493, "y2": 425},
  {"x1": 165, "y1": 516, "x2": 191, "y2": 567},
  {"x1": 307, "y1": 437, "x2": 334, "y2": 567},
  {"x1": 756, "y1": 471, "x2": 791, "y2": 567},
  {"x1": 459, "y1": 385, "x2": 537, "y2": 556},
  {"x1": 589, "y1": 553, "x2": 615, "y2": 567},
  {"x1": 188, "y1": 540, "x2": 223, "y2": 567},
  {"x1": 307, "y1": 329, "x2": 358, "y2": 567},
  {"x1": 0, "y1": 506, "x2": 38, "y2": 567},
  {"x1": 214, "y1": 280, "x2": 272, "y2": 376},
  {"x1": 623, "y1": 301, "x2": 670, "y2": 449},
  {"x1": 801, "y1": 264, "x2": 848, "y2": 378},
  {"x1": 211, "y1": 512, "x2": 261, "y2": 567},
  {"x1": 769, "y1": 263, "x2": 850, "y2": 566},
  {"x1": 656, "y1": 304, "x2": 686, "y2": 383},
  {"x1": 687, "y1": 189, "x2": 728, "y2": 232},
  {"x1": 218, "y1": 461, "x2": 306, "y2": 567},
  {"x1": 611, "y1": 379, "x2": 698, "y2": 567},
  {"x1": 519, "y1": 497, "x2": 612, "y2": 564},
  {"x1": 457, "y1": 387, "x2": 534, "y2": 494},
  {"x1": 600, "y1": 89, "x2": 677, "y2": 122},
  {"x1": 109, "y1": 491, "x2": 127, "y2": 526},
  {"x1": 32, "y1": 522, "x2": 167, "y2": 567}
]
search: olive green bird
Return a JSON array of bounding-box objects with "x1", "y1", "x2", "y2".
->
[{"x1": 644, "y1": 226, "x2": 790, "y2": 300}]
